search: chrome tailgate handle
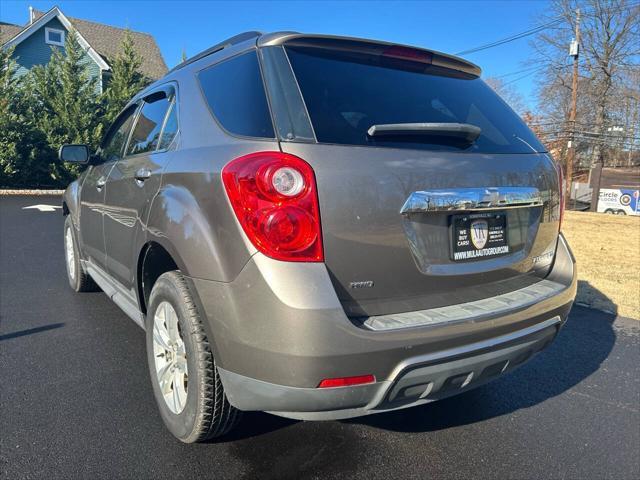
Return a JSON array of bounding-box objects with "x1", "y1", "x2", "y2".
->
[{"x1": 400, "y1": 187, "x2": 542, "y2": 215}]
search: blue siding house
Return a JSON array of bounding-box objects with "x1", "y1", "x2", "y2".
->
[{"x1": 1, "y1": 6, "x2": 167, "y2": 93}]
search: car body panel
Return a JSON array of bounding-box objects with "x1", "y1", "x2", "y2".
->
[
  {"x1": 190, "y1": 233, "x2": 575, "y2": 389},
  {"x1": 145, "y1": 144, "x2": 279, "y2": 282},
  {"x1": 280, "y1": 141, "x2": 561, "y2": 317},
  {"x1": 78, "y1": 161, "x2": 116, "y2": 269},
  {"x1": 104, "y1": 152, "x2": 167, "y2": 291}
]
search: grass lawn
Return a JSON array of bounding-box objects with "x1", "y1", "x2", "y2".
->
[{"x1": 562, "y1": 211, "x2": 640, "y2": 319}]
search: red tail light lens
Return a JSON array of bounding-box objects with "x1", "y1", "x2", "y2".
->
[
  {"x1": 317, "y1": 374, "x2": 376, "y2": 388},
  {"x1": 557, "y1": 163, "x2": 565, "y2": 231},
  {"x1": 383, "y1": 46, "x2": 433, "y2": 64},
  {"x1": 222, "y1": 152, "x2": 323, "y2": 262}
]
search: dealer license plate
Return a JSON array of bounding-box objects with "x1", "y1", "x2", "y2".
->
[{"x1": 451, "y1": 212, "x2": 509, "y2": 261}]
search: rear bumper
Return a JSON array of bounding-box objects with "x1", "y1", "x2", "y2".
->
[
  {"x1": 190, "y1": 234, "x2": 576, "y2": 419},
  {"x1": 218, "y1": 316, "x2": 560, "y2": 420}
]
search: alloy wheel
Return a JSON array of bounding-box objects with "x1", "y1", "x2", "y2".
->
[
  {"x1": 153, "y1": 301, "x2": 189, "y2": 414},
  {"x1": 65, "y1": 227, "x2": 76, "y2": 281}
]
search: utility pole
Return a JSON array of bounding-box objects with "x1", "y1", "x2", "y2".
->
[
  {"x1": 566, "y1": 8, "x2": 580, "y2": 209},
  {"x1": 629, "y1": 97, "x2": 638, "y2": 167}
]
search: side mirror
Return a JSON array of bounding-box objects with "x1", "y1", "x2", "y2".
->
[{"x1": 59, "y1": 144, "x2": 90, "y2": 164}]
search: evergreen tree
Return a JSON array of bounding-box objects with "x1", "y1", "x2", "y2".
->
[
  {"x1": 103, "y1": 30, "x2": 147, "y2": 124},
  {"x1": 0, "y1": 45, "x2": 19, "y2": 118},
  {"x1": 0, "y1": 46, "x2": 56, "y2": 187},
  {"x1": 0, "y1": 27, "x2": 150, "y2": 188},
  {"x1": 0, "y1": 45, "x2": 21, "y2": 184},
  {"x1": 52, "y1": 29, "x2": 103, "y2": 146},
  {"x1": 27, "y1": 28, "x2": 103, "y2": 184}
]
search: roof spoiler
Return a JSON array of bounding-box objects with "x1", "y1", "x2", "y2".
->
[
  {"x1": 168, "y1": 31, "x2": 263, "y2": 74},
  {"x1": 258, "y1": 32, "x2": 481, "y2": 77}
]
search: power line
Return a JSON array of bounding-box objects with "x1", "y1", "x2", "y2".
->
[
  {"x1": 489, "y1": 59, "x2": 587, "y2": 81},
  {"x1": 537, "y1": 131, "x2": 640, "y2": 141},
  {"x1": 501, "y1": 65, "x2": 547, "y2": 86},
  {"x1": 534, "y1": 133, "x2": 640, "y2": 149},
  {"x1": 496, "y1": 63, "x2": 571, "y2": 86},
  {"x1": 493, "y1": 64, "x2": 542, "y2": 79},
  {"x1": 456, "y1": 2, "x2": 640, "y2": 57},
  {"x1": 530, "y1": 120, "x2": 638, "y2": 128},
  {"x1": 455, "y1": 17, "x2": 563, "y2": 56},
  {"x1": 535, "y1": 137, "x2": 640, "y2": 149}
]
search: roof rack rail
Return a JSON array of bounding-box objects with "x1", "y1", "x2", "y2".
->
[{"x1": 168, "y1": 31, "x2": 263, "y2": 74}]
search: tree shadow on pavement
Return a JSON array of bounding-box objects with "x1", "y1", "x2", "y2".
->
[
  {"x1": 575, "y1": 279, "x2": 618, "y2": 316},
  {"x1": 223, "y1": 410, "x2": 298, "y2": 442},
  {"x1": 0, "y1": 322, "x2": 65, "y2": 341}
]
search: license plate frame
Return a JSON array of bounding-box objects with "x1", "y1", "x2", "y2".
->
[{"x1": 450, "y1": 212, "x2": 509, "y2": 262}]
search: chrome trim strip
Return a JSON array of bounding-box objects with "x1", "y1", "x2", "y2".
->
[
  {"x1": 400, "y1": 187, "x2": 542, "y2": 214},
  {"x1": 383, "y1": 316, "x2": 561, "y2": 383},
  {"x1": 83, "y1": 260, "x2": 145, "y2": 330}
]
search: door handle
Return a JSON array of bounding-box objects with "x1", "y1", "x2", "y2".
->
[
  {"x1": 96, "y1": 176, "x2": 106, "y2": 190},
  {"x1": 134, "y1": 168, "x2": 152, "y2": 183}
]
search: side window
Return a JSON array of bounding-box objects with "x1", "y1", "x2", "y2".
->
[
  {"x1": 198, "y1": 51, "x2": 275, "y2": 138},
  {"x1": 157, "y1": 100, "x2": 178, "y2": 150},
  {"x1": 126, "y1": 95, "x2": 171, "y2": 156},
  {"x1": 101, "y1": 106, "x2": 137, "y2": 163}
]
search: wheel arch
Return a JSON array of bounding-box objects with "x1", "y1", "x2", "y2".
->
[
  {"x1": 144, "y1": 184, "x2": 251, "y2": 283},
  {"x1": 137, "y1": 240, "x2": 183, "y2": 315},
  {"x1": 62, "y1": 179, "x2": 82, "y2": 220}
]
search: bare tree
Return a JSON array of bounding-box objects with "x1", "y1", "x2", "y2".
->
[
  {"x1": 484, "y1": 76, "x2": 528, "y2": 115},
  {"x1": 530, "y1": 0, "x2": 640, "y2": 168}
]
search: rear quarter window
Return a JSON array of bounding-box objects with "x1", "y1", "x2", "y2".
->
[{"x1": 198, "y1": 51, "x2": 275, "y2": 139}]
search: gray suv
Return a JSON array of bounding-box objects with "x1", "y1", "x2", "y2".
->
[{"x1": 60, "y1": 31, "x2": 577, "y2": 443}]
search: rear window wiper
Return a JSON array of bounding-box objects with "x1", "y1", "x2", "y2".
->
[{"x1": 367, "y1": 122, "x2": 481, "y2": 143}]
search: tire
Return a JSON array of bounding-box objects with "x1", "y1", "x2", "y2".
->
[
  {"x1": 146, "y1": 271, "x2": 241, "y2": 443},
  {"x1": 616, "y1": 210, "x2": 627, "y2": 215},
  {"x1": 64, "y1": 216, "x2": 99, "y2": 292}
]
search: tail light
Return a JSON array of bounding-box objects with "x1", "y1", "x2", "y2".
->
[
  {"x1": 557, "y1": 163, "x2": 565, "y2": 231},
  {"x1": 383, "y1": 46, "x2": 433, "y2": 64},
  {"x1": 222, "y1": 151, "x2": 323, "y2": 262},
  {"x1": 317, "y1": 374, "x2": 376, "y2": 388}
]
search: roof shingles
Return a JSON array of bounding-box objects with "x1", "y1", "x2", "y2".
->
[
  {"x1": 0, "y1": 22, "x2": 23, "y2": 45},
  {"x1": 1, "y1": 9, "x2": 167, "y2": 80}
]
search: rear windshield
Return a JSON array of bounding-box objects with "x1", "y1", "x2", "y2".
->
[{"x1": 285, "y1": 46, "x2": 545, "y2": 153}]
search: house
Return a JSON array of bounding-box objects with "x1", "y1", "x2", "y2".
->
[{"x1": 0, "y1": 5, "x2": 167, "y2": 93}]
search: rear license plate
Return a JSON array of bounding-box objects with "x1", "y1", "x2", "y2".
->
[{"x1": 451, "y1": 212, "x2": 509, "y2": 261}]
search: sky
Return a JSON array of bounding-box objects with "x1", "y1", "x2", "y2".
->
[{"x1": 1, "y1": 0, "x2": 555, "y2": 108}]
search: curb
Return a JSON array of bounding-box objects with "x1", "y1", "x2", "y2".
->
[{"x1": 0, "y1": 189, "x2": 64, "y2": 196}]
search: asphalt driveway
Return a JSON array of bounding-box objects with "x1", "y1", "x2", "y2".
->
[{"x1": 1, "y1": 195, "x2": 638, "y2": 479}]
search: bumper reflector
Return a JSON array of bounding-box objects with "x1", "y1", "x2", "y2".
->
[{"x1": 317, "y1": 374, "x2": 376, "y2": 388}]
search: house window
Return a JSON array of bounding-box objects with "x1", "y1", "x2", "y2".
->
[{"x1": 45, "y1": 27, "x2": 65, "y2": 46}]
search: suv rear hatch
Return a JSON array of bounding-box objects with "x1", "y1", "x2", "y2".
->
[{"x1": 260, "y1": 36, "x2": 562, "y2": 317}]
